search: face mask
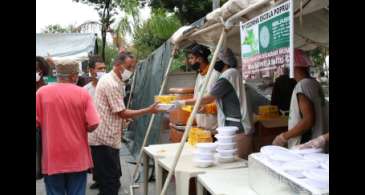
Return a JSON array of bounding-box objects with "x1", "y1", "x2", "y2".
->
[
  {"x1": 214, "y1": 61, "x2": 225, "y2": 72},
  {"x1": 121, "y1": 69, "x2": 133, "y2": 81},
  {"x1": 96, "y1": 71, "x2": 106, "y2": 80},
  {"x1": 36, "y1": 72, "x2": 41, "y2": 82},
  {"x1": 191, "y1": 63, "x2": 200, "y2": 71}
]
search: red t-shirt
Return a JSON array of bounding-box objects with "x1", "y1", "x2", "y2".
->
[{"x1": 36, "y1": 83, "x2": 100, "y2": 175}]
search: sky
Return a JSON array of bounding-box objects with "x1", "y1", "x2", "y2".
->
[{"x1": 36, "y1": 0, "x2": 151, "y2": 43}]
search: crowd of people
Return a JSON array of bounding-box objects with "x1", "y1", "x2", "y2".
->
[
  {"x1": 36, "y1": 52, "x2": 160, "y2": 195},
  {"x1": 36, "y1": 46, "x2": 329, "y2": 195}
]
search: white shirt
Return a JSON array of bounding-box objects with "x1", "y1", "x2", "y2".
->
[{"x1": 288, "y1": 78, "x2": 328, "y2": 148}]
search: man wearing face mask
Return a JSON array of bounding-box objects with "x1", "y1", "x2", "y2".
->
[
  {"x1": 36, "y1": 56, "x2": 50, "y2": 91},
  {"x1": 174, "y1": 48, "x2": 254, "y2": 159},
  {"x1": 92, "y1": 52, "x2": 161, "y2": 195},
  {"x1": 82, "y1": 55, "x2": 106, "y2": 190},
  {"x1": 187, "y1": 44, "x2": 220, "y2": 132}
]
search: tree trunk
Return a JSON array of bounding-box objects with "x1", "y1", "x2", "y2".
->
[{"x1": 101, "y1": 0, "x2": 111, "y2": 61}]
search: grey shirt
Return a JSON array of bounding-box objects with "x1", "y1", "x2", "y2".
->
[{"x1": 210, "y1": 78, "x2": 244, "y2": 131}]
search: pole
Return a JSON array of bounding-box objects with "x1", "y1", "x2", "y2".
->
[
  {"x1": 130, "y1": 46, "x2": 177, "y2": 181},
  {"x1": 160, "y1": 28, "x2": 226, "y2": 195}
]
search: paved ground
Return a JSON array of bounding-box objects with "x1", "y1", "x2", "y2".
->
[{"x1": 36, "y1": 142, "x2": 175, "y2": 195}]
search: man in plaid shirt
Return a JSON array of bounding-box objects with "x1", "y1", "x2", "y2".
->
[{"x1": 92, "y1": 52, "x2": 160, "y2": 195}]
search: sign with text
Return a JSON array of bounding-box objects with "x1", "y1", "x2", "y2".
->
[{"x1": 240, "y1": 1, "x2": 293, "y2": 79}]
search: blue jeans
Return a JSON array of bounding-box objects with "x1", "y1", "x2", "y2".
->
[{"x1": 44, "y1": 171, "x2": 87, "y2": 195}]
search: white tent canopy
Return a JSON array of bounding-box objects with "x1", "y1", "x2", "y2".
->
[
  {"x1": 172, "y1": 0, "x2": 329, "y2": 57},
  {"x1": 36, "y1": 33, "x2": 97, "y2": 62}
]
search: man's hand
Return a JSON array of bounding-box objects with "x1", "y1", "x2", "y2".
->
[
  {"x1": 272, "y1": 133, "x2": 288, "y2": 146},
  {"x1": 147, "y1": 102, "x2": 160, "y2": 114}
]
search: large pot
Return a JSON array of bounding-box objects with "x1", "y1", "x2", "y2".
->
[{"x1": 169, "y1": 123, "x2": 185, "y2": 143}]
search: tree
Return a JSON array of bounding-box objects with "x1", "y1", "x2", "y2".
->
[
  {"x1": 74, "y1": 0, "x2": 119, "y2": 61},
  {"x1": 132, "y1": 9, "x2": 181, "y2": 59},
  {"x1": 149, "y1": 0, "x2": 228, "y2": 24}
]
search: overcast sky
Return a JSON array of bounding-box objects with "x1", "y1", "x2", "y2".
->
[{"x1": 36, "y1": 0, "x2": 151, "y2": 43}]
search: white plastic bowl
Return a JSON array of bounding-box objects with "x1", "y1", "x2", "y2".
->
[
  {"x1": 215, "y1": 153, "x2": 236, "y2": 163},
  {"x1": 193, "y1": 151, "x2": 214, "y2": 161},
  {"x1": 196, "y1": 143, "x2": 217, "y2": 153},
  {"x1": 193, "y1": 159, "x2": 214, "y2": 168},
  {"x1": 216, "y1": 142, "x2": 236, "y2": 150},
  {"x1": 216, "y1": 126, "x2": 238, "y2": 136},
  {"x1": 215, "y1": 135, "x2": 235, "y2": 143},
  {"x1": 157, "y1": 103, "x2": 174, "y2": 111},
  {"x1": 216, "y1": 148, "x2": 237, "y2": 157}
]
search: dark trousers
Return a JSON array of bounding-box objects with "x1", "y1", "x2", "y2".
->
[
  {"x1": 44, "y1": 171, "x2": 87, "y2": 195},
  {"x1": 90, "y1": 146, "x2": 99, "y2": 183},
  {"x1": 92, "y1": 145, "x2": 122, "y2": 195}
]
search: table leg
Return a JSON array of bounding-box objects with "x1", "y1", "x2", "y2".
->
[
  {"x1": 175, "y1": 172, "x2": 191, "y2": 195},
  {"x1": 143, "y1": 152, "x2": 149, "y2": 195},
  {"x1": 196, "y1": 179, "x2": 204, "y2": 195},
  {"x1": 155, "y1": 158, "x2": 163, "y2": 195}
]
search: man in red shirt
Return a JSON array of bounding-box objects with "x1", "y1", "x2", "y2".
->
[{"x1": 36, "y1": 59, "x2": 100, "y2": 195}]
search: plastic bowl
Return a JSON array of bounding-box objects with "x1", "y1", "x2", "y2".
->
[
  {"x1": 215, "y1": 135, "x2": 235, "y2": 143},
  {"x1": 196, "y1": 143, "x2": 217, "y2": 153},
  {"x1": 193, "y1": 159, "x2": 214, "y2": 168},
  {"x1": 215, "y1": 153, "x2": 236, "y2": 163},
  {"x1": 193, "y1": 151, "x2": 214, "y2": 161},
  {"x1": 216, "y1": 126, "x2": 238, "y2": 136},
  {"x1": 216, "y1": 142, "x2": 236, "y2": 150},
  {"x1": 216, "y1": 148, "x2": 237, "y2": 157}
]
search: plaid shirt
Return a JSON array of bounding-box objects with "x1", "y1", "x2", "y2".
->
[{"x1": 91, "y1": 71, "x2": 126, "y2": 149}]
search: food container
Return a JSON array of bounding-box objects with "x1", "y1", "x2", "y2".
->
[
  {"x1": 157, "y1": 103, "x2": 175, "y2": 111},
  {"x1": 216, "y1": 148, "x2": 237, "y2": 157},
  {"x1": 216, "y1": 126, "x2": 238, "y2": 136},
  {"x1": 196, "y1": 143, "x2": 217, "y2": 153},
  {"x1": 188, "y1": 127, "x2": 213, "y2": 146},
  {"x1": 154, "y1": 95, "x2": 177, "y2": 104},
  {"x1": 193, "y1": 159, "x2": 214, "y2": 168},
  {"x1": 169, "y1": 108, "x2": 192, "y2": 125},
  {"x1": 215, "y1": 153, "x2": 236, "y2": 163},
  {"x1": 215, "y1": 134, "x2": 236, "y2": 143},
  {"x1": 193, "y1": 151, "x2": 215, "y2": 161},
  {"x1": 216, "y1": 142, "x2": 236, "y2": 150}
]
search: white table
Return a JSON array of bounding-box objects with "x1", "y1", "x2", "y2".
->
[
  {"x1": 157, "y1": 153, "x2": 248, "y2": 195},
  {"x1": 197, "y1": 168, "x2": 258, "y2": 195},
  {"x1": 142, "y1": 143, "x2": 194, "y2": 195}
]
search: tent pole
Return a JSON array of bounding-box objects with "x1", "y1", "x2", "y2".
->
[
  {"x1": 160, "y1": 28, "x2": 226, "y2": 195},
  {"x1": 129, "y1": 45, "x2": 177, "y2": 185}
]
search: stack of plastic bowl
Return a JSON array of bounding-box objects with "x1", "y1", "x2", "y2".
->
[
  {"x1": 214, "y1": 126, "x2": 238, "y2": 163},
  {"x1": 193, "y1": 143, "x2": 217, "y2": 168}
]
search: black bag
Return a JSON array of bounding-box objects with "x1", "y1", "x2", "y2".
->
[{"x1": 36, "y1": 127, "x2": 43, "y2": 180}]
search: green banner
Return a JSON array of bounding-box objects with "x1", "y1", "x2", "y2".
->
[{"x1": 240, "y1": 1, "x2": 293, "y2": 79}]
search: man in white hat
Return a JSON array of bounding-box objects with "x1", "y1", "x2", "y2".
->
[
  {"x1": 36, "y1": 59, "x2": 100, "y2": 195},
  {"x1": 272, "y1": 49, "x2": 328, "y2": 148}
]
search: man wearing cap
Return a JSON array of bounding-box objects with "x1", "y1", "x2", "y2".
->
[
  {"x1": 36, "y1": 59, "x2": 100, "y2": 195},
  {"x1": 92, "y1": 52, "x2": 161, "y2": 195},
  {"x1": 272, "y1": 49, "x2": 328, "y2": 148},
  {"x1": 174, "y1": 48, "x2": 255, "y2": 159},
  {"x1": 186, "y1": 44, "x2": 220, "y2": 131}
]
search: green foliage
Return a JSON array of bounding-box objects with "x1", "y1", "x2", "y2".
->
[
  {"x1": 307, "y1": 47, "x2": 327, "y2": 67},
  {"x1": 96, "y1": 38, "x2": 119, "y2": 71},
  {"x1": 42, "y1": 24, "x2": 71, "y2": 33},
  {"x1": 132, "y1": 9, "x2": 181, "y2": 59},
  {"x1": 150, "y1": 0, "x2": 228, "y2": 24}
]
